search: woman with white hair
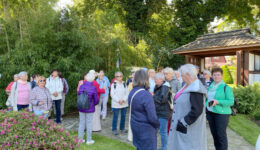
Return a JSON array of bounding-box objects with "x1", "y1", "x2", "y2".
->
[
  {"x1": 163, "y1": 67, "x2": 181, "y2": 95},
  {"x1": 6, "y1": 71, "x2": 32, "y2": 111},
  {"x1": 78, "y1": 73, "x2": 99, "y2": 145},
  {"x1": 148, "y1": 69, "x2": 156, "y2": 95},
  {"x1": 111, "y1": 71, "x2": 129, "y2": 135},
  {"x1": 203, "y1": 70, "x2": 214, "y2": 89},
  {"x1": 167, "y1": 64, "x2": 207, "y2": 150},
  {"x1": 153, "y1": 72, "x2": 172, "y2": 150}
]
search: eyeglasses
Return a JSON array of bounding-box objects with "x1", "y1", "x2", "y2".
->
[
  {"x1": 116, "y1": 76, "x2": 122, "y2": 78},
  {"x1": 39, "y1": 80, "x2": 46, "y2": 82}
]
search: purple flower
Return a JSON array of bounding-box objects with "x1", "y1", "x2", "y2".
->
[
  {"x1": 15, "y1": 135, "x2": 18, "y2": 139},
  {"x1": 32, "y1": 122, "x2": 36, "y2": 126},
  {"x1": 66, "y1": 132, "x2": 69, "y2": 136},
  {"x1": 31, "y1": 127, "x2": 35, "y2": 130}
]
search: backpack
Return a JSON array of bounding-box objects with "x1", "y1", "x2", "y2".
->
[
  {"x1": 77, "y1": 87, "x2": 91, "y2": 110},
  {"x1": 224, "y1": 85, "x2": 237, "y2": 116}
]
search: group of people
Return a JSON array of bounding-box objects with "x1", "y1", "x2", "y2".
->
[
  {"x1": 4, "y1": 64, "x2": 234, "y2": 150},
  {"x1": 5, "y1": 70, "x2": 69, "y2": 124},
  {"x1": 129, "y1": 65, "x2": 234, "y2": 150}
]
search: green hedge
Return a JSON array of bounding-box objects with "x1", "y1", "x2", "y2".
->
[{"x1": 233, "y1": 83, "x2": 260, "y2": 117}]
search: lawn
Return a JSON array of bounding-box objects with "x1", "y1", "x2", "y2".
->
[
  {"x1": 229, "y1": 114, "x2": 260, "y2": 145},
  {"x1": 72, "y1": 133, "x2": 135, "y2": 150}
]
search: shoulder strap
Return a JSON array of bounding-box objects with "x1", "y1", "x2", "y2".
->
[
  {"x1": 114, "y1": 82, "x2": 117, "y2": 89},
  {"x1": 130, "y1": 89, "x2": 145, "y2": 109},
  {"x1": 224, "y1": 84, "x2": 227, "y2": 93}
]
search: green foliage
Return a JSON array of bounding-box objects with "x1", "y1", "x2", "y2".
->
[
  {"x1": 221, "y1": 65, "x2": 234, "y2": 84},
  {"x1": 0, "y1": 110, "x2": 80, "y2": 149},
  {"x1": 252, "y1": 109, "x2": 260, "y2": 120},
  {"x1": 233, "y1": 83, "x2": 260, "y2": 114}
]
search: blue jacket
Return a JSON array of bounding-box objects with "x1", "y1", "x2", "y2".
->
[{"x1": 128, "y1": 87, "x2": 160, "y2": 150}]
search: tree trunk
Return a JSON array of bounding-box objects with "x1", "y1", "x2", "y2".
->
[{"x1": 3, "y1": 26, "x2": 10, "y2": 52}]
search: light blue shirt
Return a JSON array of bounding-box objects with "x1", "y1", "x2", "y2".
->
[
  {"x1": 149, "y1": 78, "x2": 155, "y2": 93},
  {"x1": 96, "y1": 78, "x2": 110, "y2": 97}
]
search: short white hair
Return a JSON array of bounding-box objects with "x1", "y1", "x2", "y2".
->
[
  {"x1": 179, "y1": 64, "x2": 197, "y2": 79},
  {"x1": 154, "y1": 73, "x2": 165, "y2": 80},
  {"x1": 203, "y1": 70, "x2": 211, "y2": 76},
  {"x1": 85, "y1": 73, "x2": 95, "y2": 82},
  {"x1": 18, "y1": 71, "x2": 27, "y2": 78},
  {"x1": 148, "y1": 69, "x2": 155, "y2": 74},
  {"x1": 89, "y1": 70, "x2": 95, "y2": 75},
  {"x1": 115, "y1": 71, "x2": 123, "y2": 77},
  {"x1": 163, "y1": 67, "x2": 174, "y2": 75}
]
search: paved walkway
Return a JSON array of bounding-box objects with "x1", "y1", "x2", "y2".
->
[{"x1": 62, "y1": 110, "x2": 254, "y2": 150}]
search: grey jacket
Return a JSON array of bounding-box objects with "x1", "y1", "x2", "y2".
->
[
  {"x1": 167, "y1": 79, "x2": 207, "y2": 150},
  {"x1": 167, "y1": 76, "x2": 181, "y2": 95}
]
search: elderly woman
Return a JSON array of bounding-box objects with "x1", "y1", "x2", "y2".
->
[
  {"x1": 206, "y1": 68, "x2": 234, "y2": 150},
  {"x1": 128, "y1": 70, "x2": 159, "y2": 150},
  {"x1": 167, "y1": 64, "x2": 207, "y2": 150},
  {"x1": 96, "y1": 71, "x2": 110, "y2": 119},
  {"x1": 148, "y1": 69, "x2": 156, "y2": 95},
  {"x1": 78, "y1": 73, "x2": 99, "y2": 145},
  {"x1": 30, "y1": 76, "x2": 52, "y2": 118},
  {"x1": 6, "y1": 71, "x2": 32, "y2": 111},
  {"x1": 5, "y1": 74, "x2": 19, "y2": 95},
  {"x1": 153, "y1": 72, "x2": 172, "y2": 150},
  {"x1": 111, "y1": 71, "x2": 129, "y2": 135},
  {"x1": 203, "y1": 70, "x2": 214, "y2": 89},
  {"x1": 163, "y1": 67, "x2": 181, "y2": 96}
]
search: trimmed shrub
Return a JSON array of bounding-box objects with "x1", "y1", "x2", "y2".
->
[
  {"x1": 221, "y1": 65, "x2": 233, "y2": 84},
  {"x1": 0, "y1": 110, "x2": 81, "y2": 149},
  {"x1": 233, "y1": 83, "x2": 260, "y2": 114}
]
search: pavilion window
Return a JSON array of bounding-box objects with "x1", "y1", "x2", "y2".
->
[{"x1": 255, "y1": 54, "x2": 260, "y2": 71}]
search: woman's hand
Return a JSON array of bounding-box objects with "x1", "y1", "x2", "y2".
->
[
  {"x1": 211, "y1": 99, "x2": 218, "y2": 107},
  {"x1": 38, "y1": 101, "x2": 43, "y2": 106}
]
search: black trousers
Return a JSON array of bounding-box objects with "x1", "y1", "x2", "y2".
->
[{"x1": 206, "y1": 110, "x2": 229, "y2": 150}]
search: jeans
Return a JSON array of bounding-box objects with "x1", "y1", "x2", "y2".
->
[
  {"x1": 54, "y1": 94, "x2": 65, "y2": 116},
  {"x1": 112, "y1": 107, "x2": 127, "y2": 131},
  {"x1": 78, "y1": 112, "x2": 94, "y2": 141},
  {"x1": 100, "y1": 95, "x2": 109, "y2": 118},
  {"x1": 158, "y1": 118, "x2": 168, "y2": 150},
  {"x1": 34, "y1": 110, "x2": 48, "y2": 118},
  {"x1": 17, "y1": 104, "x2": 29, "y2": 111},
  {"x1": 54, "y1": 100, "x2": 61, "y2": 123},
  {"x1": 207, "y1": 110, "x2": 229, "y2": 150}
]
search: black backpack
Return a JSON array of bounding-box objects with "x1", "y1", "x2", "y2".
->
[
  {"x1": 77, "y1": 88, "x2": 91, "y2": 110},
  {"x1": 224, "y1": 85, "x2": 237, "y2": 116},
  {"x1": 113, "y1": 82, "x2": 126, "y2": 89}
]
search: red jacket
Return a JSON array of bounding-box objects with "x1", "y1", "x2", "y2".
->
[{"x1": 92, "y1": 80, "x2": 105, "y2": 98}]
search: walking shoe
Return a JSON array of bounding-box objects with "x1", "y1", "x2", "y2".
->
[
  {"x1": 112, "y1": 130, "x2": 118, "y2": 135},
  {"x1": 120, "y1": 129, "x2": 128, "y2": 133},
  {"x1": 86, "y1": 140, "x2": 95, "y2": 145}
]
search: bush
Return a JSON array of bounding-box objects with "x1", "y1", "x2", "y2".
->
[
  {"x1": 233, "y1": 83, "x2": 260, "y2": 114},
  {"x1": 252, "y1": 110, "x2": 260, "y2": 120},
  {"x1": 0, "y1": 110, "x2": 81, "y2": 149},
  {"x1": 221, "y1": 65, "x2": 233, "y2": 84}
]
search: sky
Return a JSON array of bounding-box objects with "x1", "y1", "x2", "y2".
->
[{"x1": 56, "y1": 0, "x2": 73, "y2": 9}]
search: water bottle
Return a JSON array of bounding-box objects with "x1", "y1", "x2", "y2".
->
[{"x1": 256, "y1": 135, "x2": 260, "y2": 150}]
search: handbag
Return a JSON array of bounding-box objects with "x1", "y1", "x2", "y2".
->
[{"x1": 128, "y1": 88, "x2": 145, "y2": 141}]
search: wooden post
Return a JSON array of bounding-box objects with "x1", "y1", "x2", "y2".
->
[
  {"x1": 236, "y1": 50, "x2": 244, "y2": 85},
  {"x1": 243, "y1": 51, "x2": 249, "y2": 85}
]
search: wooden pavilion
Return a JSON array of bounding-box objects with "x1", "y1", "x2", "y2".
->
[{"x1": 172, "y1": 28, "x2": 260, "y2": 86}]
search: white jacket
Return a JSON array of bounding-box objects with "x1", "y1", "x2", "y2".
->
[
  {"x1": 110, "y1": 80, "x2": 129, "y2": 108},
  {"x1": 46, "y1": 76, "x2": 63, "y2": 100}
]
